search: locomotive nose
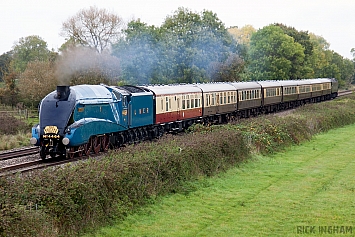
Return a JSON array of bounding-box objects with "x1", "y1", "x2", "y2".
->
[{"x1": 56, "y1": 86, "x2": 70, "y2": 100}]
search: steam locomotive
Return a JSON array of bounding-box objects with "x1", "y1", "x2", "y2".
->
[{"x1": 30, "y1": 78, "x2": 338, "y2": 159}]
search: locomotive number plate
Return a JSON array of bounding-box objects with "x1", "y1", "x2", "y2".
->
[
  {"x1": 122, "y1": 109, "x2": 127, "y2": 116},
  {"x1": 44, "y1": 126, "x2": 59, "y2": 134}
]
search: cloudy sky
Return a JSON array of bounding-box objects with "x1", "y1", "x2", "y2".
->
[{"x1": 1, "y1": 0, "x2": 354, "y2": 58}]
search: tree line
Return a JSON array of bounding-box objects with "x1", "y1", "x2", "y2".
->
[{"x1": 0, "y1": 6, "x2": 354, "y2": 108}]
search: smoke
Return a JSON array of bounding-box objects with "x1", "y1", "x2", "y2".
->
[{"x1": 55, "y1": 47, "x2": 121, "y2": 85}]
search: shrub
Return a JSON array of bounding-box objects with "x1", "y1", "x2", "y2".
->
[{"x1": 0, "y1": 113, "x2": 30, "y2": 135}]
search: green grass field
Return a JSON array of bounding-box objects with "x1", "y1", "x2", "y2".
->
[{"x1": 91, "y1": 123, "x2": 355, "y2": 237}]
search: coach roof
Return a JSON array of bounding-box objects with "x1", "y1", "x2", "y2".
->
[{"x1": 143, "y1": 84, "x2": 202, "y2": 96}]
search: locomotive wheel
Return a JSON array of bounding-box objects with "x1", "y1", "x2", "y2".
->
[
  {"x1": 68, "y1": 147, "x2": 75, "y2": 159},
  {"x1": 93, "y1": 136, "x2": 101, "y2": 154},
  {"x1": 100, "y1": 135, "x2": 109, "y2": 152},
  {"x1": 84, "y1": 138, "x2": 92, "y2": 156},
  {"x1": 78, "y1": 145, "x2": 84, "y2": 157}
]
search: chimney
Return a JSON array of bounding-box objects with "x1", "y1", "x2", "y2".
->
[{"x1": 56, "y1": 86, "x2": 70, "y2": 101}]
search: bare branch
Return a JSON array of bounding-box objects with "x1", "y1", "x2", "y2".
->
[{"x1": 61, "y1": 6, "x2": 123, "y2": 53}]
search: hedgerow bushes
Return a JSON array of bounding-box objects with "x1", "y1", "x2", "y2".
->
[
  {"x1": 1, "y1": 93, "x2": 355, "y2": 236},
  {"x1": 0, "y1": 113, "x2": 30, "y2": 135},
  {"x1": 0, "y1": 113, "x2": 32, "y2": 150}
]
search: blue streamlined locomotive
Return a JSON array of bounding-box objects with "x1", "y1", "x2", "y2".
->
[
  {"x1": 30, "y1": 84, "x2": 154, "y2": 159},
  {"x1": 30, "y1": 78, "x2": 338, "y2": 159}
]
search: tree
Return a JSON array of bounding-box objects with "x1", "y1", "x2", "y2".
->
[
  {"x1": 112, "y1": 20, "x2": 160, "y2": 85},
  {"x1": 228, "y1": 25, "x2": 256, "y2": 47},
  {"x1": 18, "y1": 61, "x2": 57, "y2": 107},
  {"x1": 0, "y1": 51, "x2": 12, "y2": 82},
  {"x1": 208, "y1": 53, "x2": 245, "y2": 82},
  {"x1": 275, "y1": 23, "x2": 314, "y2": 78},
  {"x1": 247, "y1": 25, "x2": 305, "y2": 80},
  {"x1": 112, "y1": 8, "x2": 242, "y2": 84},
  {"x1": 0, "y1": 71, "x2": 19, "y2": 107},
  {"x1": 158, "y1": 8, "x2": 240, "y2": 83},
  {"x1": 11, "y1": 35, "x2": 53, "y2": 73},
  {"x1": 351, "y1": 48, "x2": 355, "y2": 61},
  {"x1": 308, "y1": 33, "x2": 354, "y2": 87},
  {"x1": 61, "y1": 6, "x2": 123, "y2": 53}
]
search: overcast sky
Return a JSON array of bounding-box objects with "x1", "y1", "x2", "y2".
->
[{"x1": 1, "y1": 0, "x2": 354, "y2": 59}]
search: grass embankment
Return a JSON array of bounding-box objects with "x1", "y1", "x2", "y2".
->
[
  {"x1": 95, "y1": 124, "x2": 355, "y2": 236},
  {"x1": 1, "y1": 94, "x2": 355, "y2": 236},
  {"x1": 0, "y1": 109, "x2": 36, "y2": 150}
]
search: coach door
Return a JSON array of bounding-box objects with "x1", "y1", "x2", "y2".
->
[
  {"x1": 177, "y1": 96, "x2": 181, "y2": 120},
  {"x1": 216, "y1": 93, "x2": 220, "y2": 114}
]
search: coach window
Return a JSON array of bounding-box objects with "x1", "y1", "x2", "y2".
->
[
  {"x1": 161, "y1": 98, "x2": 164, "y2": 111},
  {"x1": 302, "y1": 86, "x2": 306, "y2": 93},
  {"x1": 182, "y1": 96, "x2": 186, "y2": 109},
  {"x1": 186, "y1": 95, "x2": 190, "y2": 109},
  {"x1": 190, "y1": 95, "x2": 194, "y2": 108}
]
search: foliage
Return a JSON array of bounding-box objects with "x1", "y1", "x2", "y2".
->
[
  {"x1": 0, "y1": 113, "x2": 30, "y2": 135},
  {"x1": 2, "y1": 94, "x2": 355, "y2": 236},
  {"x1": 0, "y1": 52, "x2": 12, "y2": 82},
  {"x1": 308, "y1": 33, "x2": 354, "y2": 86},
  {"x1": 160, "y1": 8, "x2": 239, "y2": 83},
  {"x1": 275, "y1": 23, "x2": 314, "y2": 78},
  {"x1": 113, "y1": 8, "x2": 242, "y2": 84},
  {"x1": 227, "y1": 25, "x2": 256, "y2": 61},
  {"x1": 247, "y1": 25, "x2": 305, "y2": 80},
  {"x1": 0, "y1": 71, "x2": 19, "y2": 107},
  {"x1": 61, "y1": 6, "x2": 124, "y2": 53},
  {"x1": 11, "y1": 35, "x2": 56, "y2": 73},
  {"x1": 228, "y1": 25, "x2": 256, "y2": 47},
  {"x1": 113, "y1": 20, "x2": 161, "y2": 85},
  {"x1": 18, "y1": 61, "x2": 57, "y2": 108}
]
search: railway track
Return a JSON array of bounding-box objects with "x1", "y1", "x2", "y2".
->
[
  {"x1": 338, "y1": 89, "x2": 353, "y2": 97},
  {"x1": 0, "y1": 147, "x2": 39, "y2": 161},
  {"x1": 0, "y1": 155, "x2": 91, "y2": 177}
]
